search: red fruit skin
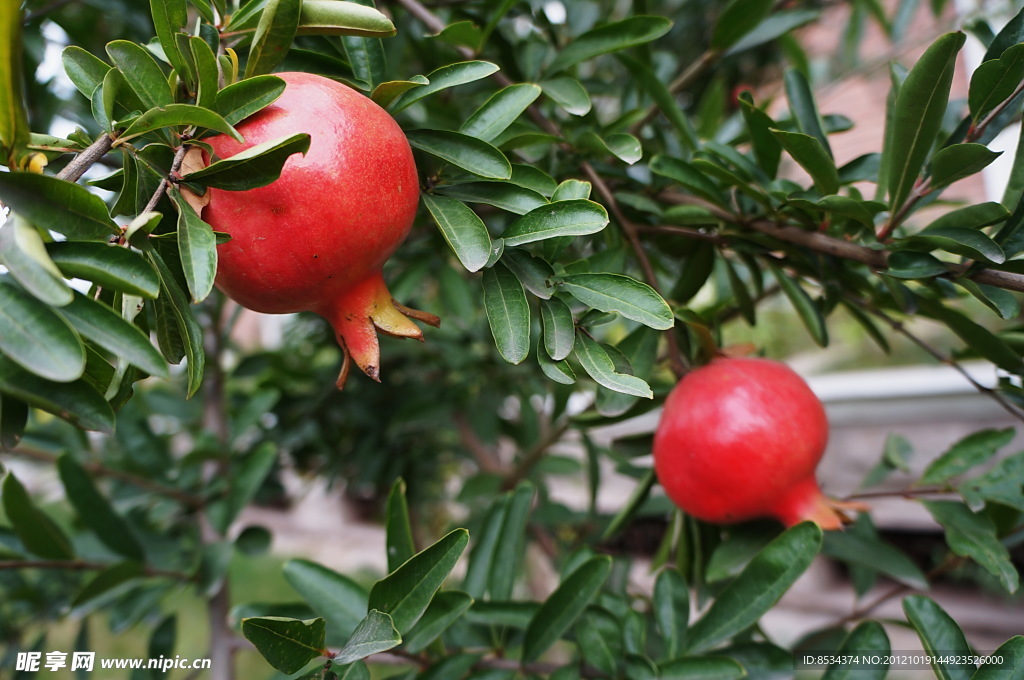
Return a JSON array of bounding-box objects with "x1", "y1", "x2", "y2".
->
[
  {"x1": 203, "y1": 72, "x2": 419, "y2": 315},
  {"x1": 653, "y1": 357, "x2": 840, "y2": 528}
]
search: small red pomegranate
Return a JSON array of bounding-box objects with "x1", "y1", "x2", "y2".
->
[
  {"x1": 202, "y1": 72, "x2": 438, "y2": 388},
  {"x1": 653, "y1": 357, "x2": 844, "y2": 529}
]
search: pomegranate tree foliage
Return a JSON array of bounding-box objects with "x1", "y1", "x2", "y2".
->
[{"x1": 1, "y1": 0, "x2": 1024, "y2": 677}]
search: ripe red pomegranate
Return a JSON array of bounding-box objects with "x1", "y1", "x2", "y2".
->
[
  {"x1": 653, "y1": 357, "x2": 844, "y2": 529},
  {"x1": 201, "y1": 72, "x2": 437, "y2": 388}
]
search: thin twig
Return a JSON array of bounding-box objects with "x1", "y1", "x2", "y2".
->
[
  {"x1": 55, "y1": 133, "x2": 114, "y2": 183},
  {"x1": 502, "y1": 418, "x2": 570, "y2": 491},
  {"x1": 843, "y1": 486, "x2": 955, "y2": 501},
  {"x1": 23, "y1": 0, "x2": 75, "y2": 23},
  {"x1": 0, "y1": 559, "x2": 194, "y2": 581},
  {"x1": 142, "y1": 144, "x2": 189, "y2": 215}
]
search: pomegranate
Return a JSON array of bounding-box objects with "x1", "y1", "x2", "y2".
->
[
  {"x1": 653, "y1": 357, "x2": 844, "y2": 529},
  {"x1": 202, "y1": 72, "x2": 438, "y2": 388}
]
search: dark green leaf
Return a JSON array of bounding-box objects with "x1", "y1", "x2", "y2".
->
[
  {"x1": 958, "y1": 451, "x2": 1024, "y2": 512},
  {"x1": 886, "y1": 250, "x2": 948, "y2": 278},
  {"x1": 686, "y1": 523, "x2": 822, "y2": 653},
  {"x1": 659, "y1": 656, "x2": 746, "y2": 679},
  {"x1": 217, "y1": 442, "x2": 276, "y2": 533},
  {"x1": 118, "y1": 104, "x2": 243, "y2": 143},
  {"x1": 559, "y1": 273, "x2": 673, "y2": 330},
  {"x1": 726, "y1": 9, "x2": 820, "y2": 55},
  {"x1": 738, "y1": 93, "x2": 782, "y2": 178},
  {"x1": 1, "y1": 472, "x2": 75, "y2": 560},
  {"x1": 146, "y1": 246, "x2": 205, "y2": 395},
  {"x1": 482, "y1": 264, "x2": 530, "y2": 365},
  {"x1": 490, "y1": 482, "x2": 534, "y2": 599},
  {"x1": 919, "y1": 298, "x2": 1023, "y2": 374},
  {"x1": 150, "y1": 0, "x2": 189, "y2": 81},
  {"x1": 924, "y1": 201, "x2": 1010, "y2": 231},
  {"x1": 434, "y1": 20, "x2": 482, "y2": 50},
  {"x1": 574, "y1": 607, "x2": 618, "y2": 675},
  {"x1": 547, "y1": 16, "x2": 672, "y2": 74},
  {"x1": 929, "y1": 143, "x2": 1001, "y2": 189},
  {"x1": 769, "y1": 264, "x2": 828, "y2": 346},
  {"x1": 57, "y1": 454, "x2": 145, "y2": 561},
  {"x1": 407, "y1": 129, "x2": 511, "y2": 180},
  {"x1": 540, "y1": 298, "x2": 575, "y2": 360},
  {"x1": 574, "y1": 332, "x2": 652, "y2": 398},
  {"x1": 57, "y1": 292, "x2": 168, "y2": 378},
  {"x1": 650, "y1": 155, "x2": 726, "y2": 207},
  {"x1": 0, "y1": 217, "x2": 73, "y2": 306},
  {"x1": 332, "y1": 610, "x2": 401, "y2": 665},
  {"x1": 971, "y1": 636, "x2": 1023, "y2": 680},
  {"x1": 772, "y1": 129, "x2": 839, "y2": 194},
  {"x1": 463, "y1": 496, "x2": 510, "y2": 598},
  {"x1": 462, "y1": 84, "x2": 542, "y2": 142},
  {"x1": 0, "y1": 394, "x2": 28, "y2": 449},
  {"x1": 501, "y1": 199, "x2": 608, "y2": 246},
  {"x1": 0, "y1": 355, "x2": 114, "y2": 432},
  {"x1": 283, "y1": 559, "x2": 369, "y2": 640},
  {"x1": 185, "y1": 133, "x2": 310, "y2": 190},
  {"x1": 72, "y1": 561, "x2": 144, "y2": 610},
  {"x1": 822, "y1": 531, "x2": 928, "y2": 589},
  {"x1": 62, "y1": 46, "x2": 111, "y2": 99},
  {"x1": 887, "y1": 32, "x2": 965, "y2": 211},
  {"x1": 436, "y1": 182, "x2": 547, "y2": 216},
  {"x1": 241, "y1": 617, "x2": 327, "y2": 674},
  {"x1": 969, "y1": 43, "x2": 1024, "y2": 122},
  {"x1": 391, "y1": 61, "x2": 499, "y2": 112},
  {"x1": 169, "y1": 188, "x2": 218, "y2": 303},
  {"x1": 921, "y1": 428, "x2": 1014, "y2": 485},
  {"x1": 105, "y1": 40, "x2": 172, "y2": 109},
  {"x1": 823, "y1": 621, "x2": 890, "y2": 680},
  {"x1": 367, "y1": 528, "x2": 469, "y2": 633},
  {"x1": 245, "y1": 0, "x2": 302, "y2": 78},
  {"x1": 403, "y1": 591, "x2": 473, "y2": 653},
  {"x1": 578, "y1": 131, "x2": 642, "y2": 165},
  {"x1": 540, "y1": 76, "x2": 591, "y2": 116},
  {"x1": 903, "y1": 595, "x2": 975, "y2": 680},
  {"x1": 341, "y1": 0, "x2": 386, "y2": 91},
  {"x1": 957, "y1": 280, "x2": 1020, "y2": 320},
  {"x1": 711, "y1": 0, "x2": 773, "y2": 50},
  {"x1": 618, "y1": 54, "x2": 697, "y2": 149},
  {"x1": 0, "y1": 280, "x2": 84, "y2": 382},
  {"x1": 385, "y1": 478, "x2": 415, "y2": 573},
  {"x1": 0, "y1": 171, "x2": 118, "y2": 240},
  {"x1": 783, "y1": 68, "x2": 832, "y2": 157},
  {"x1": 653, "y1": 568, "x2": 689, "y2": 660},
  {"x1": 538, "y1": 346, "x2": 576, "y2": 385},
  {"x1": 370, "y1": 77, "x2": 429, "y2": 108},
  {"x1": 922, "y1": 501, "x2": 1018, "y2": 593},
  {"x1": 48, "y1": 241, "x2": 161, "y2": 299},
  {"x1": 522, "y1": 555, "x2": 612, "y2": 661},
  {"x1": 216, "y1": 75, "x2": 286, "y2": 125},
  {"x1": 502, "y1": 249, "x2": 555, "y2": 298},
  {"x1": 909, "y1": 227, "x2": 1005, "y2": 264},
  {"x1": 422, "y1": 194, "x2": 493, "y2": 272}
]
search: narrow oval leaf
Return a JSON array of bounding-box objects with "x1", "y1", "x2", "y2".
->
[
  {"x1": 283, "y1": 559, "x2": 369, "y2": 640},
  {"x1": 559, "y1": 273, "x2": 674, "y2": 330},
  {"x1": 910, "y1": 227, "x2": 1005, "y2": 264},
  {"x1": 502, "y1": 249, "x2": 555, "y2": 299},
  {"x1": 403, "y1": 591, "x2": 473, "y2": 653},
  {"x1": 150, "y1": 0, "x2": 189, "y2": 80},
  {"x1": 370, "y1": 77, "x2": 429, "y2": 108},
  {"x1": 57, "y1": 453, "x2": 145, "y2": 561},
  {"x1": 57, "y1": 292, "x2": 169, "y2": 378},
  {"x1": 654, "y1": 568, "x2": 689, "y2": 660},
  {"x1": 0, "y1": 218, "x2": 72, "y2": 306},
  {"x1": 332, "y1": 610, "x2": 401, "y2": 665},
  {"x1": 772, "y1": 129, "x2": 839, "y2": 194},
  {"x1": 2, "y1": 472, "x2": 76, "y2": 560},
  {"x1": 903, "y1": 595, "x2": 976, "y2": 680},
  {"x1": 501, "y1": 199, "x2": 609, "y2": 246},
  {"x1": 0, "y1": 171, "x2": 119, "y2": 240},
  {"x1": 0, "y1": 281, "x2": 84, "y2": 382},
  {"x1": 547, "y1": 16, "x2": 672, "y2": 74},
  {"x1": 385, "y1": 478, "x2": 416, "y2": 573},
  {"x1": 921, "y1": 428, "x2": 1014, "y2": 485},
  {"x1": 783, "y1": 68, "x2": 832, "y2": 157},
  {"x1": 71, "y1": 561, "x2": 144, "y2": 610},
  {"x1": 969, "y1": 43, "x2": 1024, "y2": 122},
  {"x1": 659, "y1": 656, "x2": 746, "y2": 680},
  {"x1": 888, "y1": 32, "x2": 966, "y2": 211},
  {"x1": 167, "y1": 189, "x2": 218, "y2": 303},
  {"x1": 930, "y1": 143, "x2": 1002, "y2": 189},
  {"x1": 297, "y1": 0, "x2": 396, "y2": 37},
  {"x1": 461, "y1": 84, "x2": 542, "y2": 142},
  {"x1": 241, "y1": 617, "x2": 327, "y2": 674},
  {"x1": 146, "y1": 247, "x2": 206, "y2": 396},
  {"x1": 48, "y1": 241, "x2": 161, "y2": 299},
  {"x1": 538, "y1": 346, "x2": 576, "y2": 384},
  {"x1": 422, "y1": 194, "x2": 492, "y2": 272},
  {"x1": 540, "y1": 298, "x2": 575, "y2": 360},
  {"x1": 580, "y1": 131, "x2": 643, "y2": 165},
  {"x1": 118, "y1": 103, "x2": 243, "y2": 143},
  {"x1": 407, "y1": 129, "x2": 511, "y2": 180},
  {"x1": 482, "y1": 264, "x2": 530, "y2": 365},
  {"x1": 769, "y1": 264, "x2": 828, "y2": 347},
  {"x1": 216, "y1": 75, "x2": 287, "y2": 125},
  {"x1": 62, "y1": 46, "x2": 111, "y2": 98},
  {"x1": 650, "y1": 155, "x2": 727, "y2": 207},
  {"x1": 522, "y1": 555, "x2": 612, "y2": 661},
  {"x1": 244, "y1": 0, "x2": 302, "y2": 78},
  {"x1": 0, "y1": 355, "x2": 114, "y2": 432},
  {"x1": 711, "y1": 0, "x2": 773, "y2": 50},
  {"x1": 184, "y1": 133, "x2": 310, "y2": 190},
  {"x1": 437, "y1": 182, "x2": 547, "y2": 216},
  {"x1": 341, "y1": 2, "x2": 386, "y2": 92},
  {"x1": 105, "y1": 40, "x2": 173, "y2": 109},
  {"x1": 685, "y1": 522, "x2": 823, "y2": 653},
  {"x1": 391, "y1": 61, "x2": 500, "y2": 112},
  {"x1": 489, "y1": 482, "x2": 534, "y2": 600},
  {"x1": 922, "y1": 501, "x2": 1019, "y2": 593},
  {"x1": 823, "y1": 621, "x2": 891, "y2": 680},
  {"x1": 971, "y1": 636, "x2": 1024, "y2": 680},
  {"x1": 821, "y1": 531, "x2": 928, "y2": 589},
  {"x1": 726, "y1": 9, "x2": 820, "y2": 56},
  {"x1": 367, "y1": 528, "x2": 470, "y2": 633},
  {"x1": 574, "y1": 332, "x2": 652, "y2": 398},
  {"x1": 919, "y1": 298, "x2": 1024, "y2": 374},
  {"x1": 0, "y1": 0, "x2": 29, "y2": 165},
  {"x1": 540, "y1": 77, "x2": 591, "y2": 116}
]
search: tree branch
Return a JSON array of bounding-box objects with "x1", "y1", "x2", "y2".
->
[
  {"x1": 0, "y1": 559, "x2": 194, "y2": 581},
  {"x1": 55, "y1": 133, "x2": 114, "y2": 183}
]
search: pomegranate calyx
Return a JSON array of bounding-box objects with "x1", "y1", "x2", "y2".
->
[{"x1": 770, "y1": 478, "x2": 848, "y2": 531}]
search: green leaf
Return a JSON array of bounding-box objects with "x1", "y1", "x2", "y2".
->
[
  {"x1": 437, "y1": 182, "x2": 547, "y2": 216},
  {"x1": 489, "y1": 482, "x2": 534, "y2": 599},
  {"x1": 772, "y1": 129, "x2": 839, "y2": 194},
  {"x1": 482, "y1": 264, "x2": 530, "y2": 365},
  {"x1": 297, "y1": 0, "x2": 395, "y2": 37},
  {"x1": 958, "y1": 279, "x2": 1020, "y2": 319},
  {"x1": 57, "y1": 453, "x2": 145, "y2": 561},
  {"x1": 57, "y1": 291, "x2": 169, "y2": 378},
  {"x1": 368, "y1": 528, "x2": 469, "y2": 633},
  {"x1": 370, "y1": 77, "x2": 429, "y2": 108},
  {"x1": 821, "y1": 531, "x2": 928, "y2": 589},
  {"x1": 434, "y1": 20, "x2": 482, "y2": 50},
  {"x1": 283, "y1": 559, "x2": 369, "y2": 640},
  {"x1": 579, "y1": 131, "x2": 643, "y2": 165},
  {"x1": 462, "y1": 84, "x2": 542, "y2": 142},
  {"x1": 924, "y1": 201, "x2": 1010, "y2": 232},
  {"x1": 1, "y1": 472, "x2": 75, "y2": 560},
  {"x1": 184, "y1": 133, "x2": 310, "y2": 190},
  {"x1": 685, "y1": 522, "x2": 822, "y2": 653},
  {"x1": 189, "y1": 37, "x2": 220, "y2": 110},
  {"x1": 245, "y1": 0, "x2": 302, "y2": 78},
  {"x1": 653, "y1": 568, "x2": 689, "y2": 660},
  {"x1": 118, "y1": 104, "x2": 243, "y2": 143},
  {"x1": 540, "y1": 298, "x2": 575, "y2": 361},
  {"x1": 391, "y1": 61, "x2": 500, "y2": 112},
  {"x1": 422, "y1": 194, "x2": 493, "y2": 273},
  {"x1": 407, "y1": 129, "x2": 511, "y2": 180},
  {"x1": 169, "y1": 188, "x2": 218, "y2": 303},
  {"x1": 559, "y1": 273, "x2": 673, "y2": 330},
  {"x1": 659, "y1": 656, "x2": 746, "y2": 679},
  {"x1": 150, "y1": 0, "x2": 189, "y2": 81},
  {"x1": 501, "y1": 199, "x2": 609, "y2": 246},
  {"x1": 919, "y1": 298, "x2": 1023, "y2": 374},
  {"x1": 547, "y1": 16, "x2": 672, "y2": 74},
  {"x1": 502, "y1": 249, "x2": 555, "y2": 298},
  {"x1": 538, "y1": 347, "x2": 576, "y2": 385},
  {"x1": 241, "y1": 617, "x2": 327, "y2": 674},
  {"x1": 522, "y1": 555, "x2": 612, "y2": 661},
  {"x1": 540, "y1": 76, "x2": 591, "y2": 116},
  {"x1": 574, "y1": 607, "x2": 618, "y2": 676},
  {"x1": 930, "y1": 143, "x2": 1002, "y2": 189},
  {"x1": 971, "y1": 636, "x2": 1024, "y2": 680},
  {"x1": 216, "y1": 442, "x2": 277, "y2": 533},
  {"x1": 0, "y1": 217, "x2": 73, "y2": 306},
  {"x1": 921, "y1": 428, "x2": 1014, "y2": 485},
  {"x1": 216, "y1": 75, "x2": 286, "y2": 125},
  {"x1": 903, "y1": 595, "x2": 976, "y2": 680},
  {"x1": 105, "y1": 40, "x2": 173, "y2": 110},
  {"x1": 462, "y1": 496, "x2": 510, "y2": 598},
  {"x1": 0, "y1": 355, "x2": 114, "y2": 432},
  {"x1": 909, "y1": 227, "x2": 1005, "y2": 264},
  {"x1": 332, "y1": 610, "x2": 401, "y2": 665},
  {"x1": 738, "y1": 93, "x2": 782, "y2": 178},
  {"x1": 341, "y1": 4, "x2": 386, "y2": 91},
  {"x1": 886, "y1": 250, "x2": 948, "y2": 278},
  {"x1": 0, "y1": 394, "x2": 28, "y2": 449},
  {"x1": 783, "y1": 68, "x2": 832, "y2": 157},
  {"x1": 768, "y1": 264, "x2": 828, "y2": 346},
  {"x1": 403, "y1": 591, "x2": 473, "y2": 653},
  {"x1": 71, "y1": 560, "x2": 144, "y2": 610},
  {"x1": 922, "y1": 501, "x2": 1019, "y2": 593},
  {"x1": 0, "y1": 171, "x2": 119, "y2": 240},
  {"x1": 887, "y1": 32, "x2": 965, "y2": 211},
  {"x1": 618, "y1": 54, "x2": 697, "y2": 149},
  {"x1": 711, "y1": 0, "x2": 773, "y2": 50},
  {"x1": 969, "y1": 43, "x2": 1024, "y2": 122},
  {"x1": 823, "y1": 621, "x2": 891, "y2": 680},
  {"x1": 62, "y1": 46, "x2": 112, "y2": 98},
  {"x1": 385, "y1": 478, "x2": 415, "y2": 573},
  {"x1": 958, "y1": 451, "x2": 1024, "y2": 512},
  {"x1": 574, "y1": 332, "x2": 652, "y2": 398},
  {"x1": 47, "y1": 241, "x2": 161, "y2": 299},
  {"x1": 0, "y1": 0, "x2": 29, "y2": 167},
  {"x1": 726, "y1": 9, "x2": 820, "y2": 56},
  {"x1": 650, "y1": 155, "x2": 727, "y2": 207},
  {"x1": 0, "y1": 280, "x2": 84, "y2": 382},
  {"x1": 144, "y1": 247, "x2": 206, "y2": 395}
]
